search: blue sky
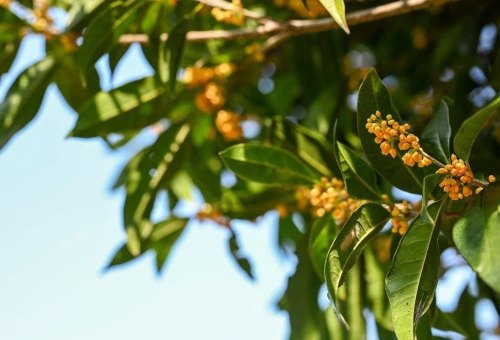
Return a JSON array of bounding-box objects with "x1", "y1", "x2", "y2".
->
[{"x1": 0, "y1": 35, "x2": 292, "y2": 340}]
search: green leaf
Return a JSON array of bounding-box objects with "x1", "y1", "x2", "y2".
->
[
  {"x1": 421, "y1": 99, "x2": 451, "y2": 164},
  {"x1": 228, "y1": 231, "x2": 255, "y2": 280},
  {"x1": 78, "y1": 1, "x2": 141, "y2": 73},
  {"x1": 279, "y1": 234, "x2": 329, "y2": 340},
  {"x1": 0, "y1": 57, "x2": 56, "y2": 150},
  {"x1": 70, "y1": 77, "x2": 167, "y2": 137},
  {"x1": 106, "y1": 243, "x2": 135, "y2": 269},
  {"x1": 309, "y1": 214, "x2": 337, "y2": 278},
  {"x1": 165, "y1": 19, "x2": 189, "y2": 91},
  {"x1": 357, "y1": 69, "x2": 423, "y2": 194},
  {"x1": 453, "y1": 185, "x2": 500, "y2": 292},
  {"x1": 453, "y1": 96, "x2": 500, "y2": 162},
  {"x1": 318, "y1": 0, "x2": 350, "y2": 34},
  {"x1": 324, "y1": 203, "x2": 390, "y2": 323},
  {"x1": 65, "y1": 0, "x2": 111, "y2": 32},
  {"x1": 421, "y1": 173, "x2": 444, "y2": 218},
  {"x1": 150, "y1": 218, "x2": 188, "y2": 272},
  {"x1": 123, "y1": 123, "x2": 191, "y2": 242},
  {"x1": 272, "y1": 118, "x2": 341, "y2": 178},
  {"x1": 219, "y1": 143, "x2": 321, "y2": 186},
  {"x1": 386, "y1": 202, "x2": 443, "y2": 340},
  {"x1": 337, "y1": 142, "x2": 382, "y2": 201},
  {"x1": 364, "y1": 244, "x2": 393, "y2": 330}
]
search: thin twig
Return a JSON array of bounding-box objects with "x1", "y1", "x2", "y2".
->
[{"x1": 119, "y1": 0, "x2": 461, "y2": 45}]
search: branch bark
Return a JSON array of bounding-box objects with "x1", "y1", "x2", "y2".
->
[{"x1": 118, "y1": 0, "x2": 461, "y2": 45}]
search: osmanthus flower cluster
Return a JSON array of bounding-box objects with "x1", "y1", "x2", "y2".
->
[
  {"x1": 210, "y1": 0, "x2": 245, "y2": 26},
  {"x1": 182, "y1": 63, "x2": 244, "y2": 141},
  {"x1": 296, "y1": 177, "x2": 415, "y2": 234},
  {"x1": 366, "y1": 111, "x2": 496, "y2": 200}
]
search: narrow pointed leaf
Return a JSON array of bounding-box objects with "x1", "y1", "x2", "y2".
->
[
  {"x1": 324, "y1": 203, "x2": 390, "y2": 322},
  {"x1": 150, "y1": 218, "x2": 188, "y2": 272},
  {"x1": 309, "y1": 214, "x2": 337, "y2": 278},
  {"x1": 124, "y1": 123, "x2": 191, "y2": 239},
  {"x1": 318, "y1": 0, "x2": 350, "y2": 34},
  {"x1": 71, "y1": 77, "x2": 167, "y2": 137},
  {"x1": 0, "y1": 57, "x2": 56, "y2": 150},
  {"x1": 78, "y1": 2, "x2": 141, "y2": 73},
  {"x1": 220, "y1": 143, "x2": 321, "y2": 186},
  {"x1": 421, "y1": 99, "x2": 451, "y2": 164},
  {"x1": 337, "y1": 142, "x2": 382, "y2": 201},
  {"x1": 453, "y1": 96, "x2": 500, "y2": 161},
  {"x1": 386, "y1": 202, "x2": 443, "y2": 340},
  {"x1": 357, "y1": 69, "x2": 424, "y2": 193},
  {"x1": 228, "y1": 231, "x2": 255, "y2": 280}
]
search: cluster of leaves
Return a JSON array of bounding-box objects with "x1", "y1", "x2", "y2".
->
[{"x1": 1, "y1": 0, "x2": 499, "y2": 338}]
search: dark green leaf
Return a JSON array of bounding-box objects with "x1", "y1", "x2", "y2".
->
[
  {"x1": 364, "y1": 245, "x2": 393, "y2": 330},
  {"x1": 78, "y1": 1, "x2": 141, "y2": 73},
  {"x1": 453, "y1": 96, "x2": 500, "y2": 162},
  {"x1": 421, "y1": 99, "x2": 451, "y2": 164},
  {"x1": 228, "y1": 231, "x2": 254, "y2": 280},
  {"x1": 357, "y1": 69, "x2": 423, "y2": 194},
  {"x1": 318, "y1": 0, "x2": 349, "y2": 34},
  {"x1": 219, "y1": 143, "x2": 321, "y2": 186},
  {"x1": 453, "y1": 186, "x2": 500, "y2": 292},
  {"x1": 66, "y1": 0, "x2": 111, "y2": 32},
  {"x1": 280, "y1": 235, "x2": 329, "y2": 340},
  {"x1": 386, "y1": 202, "x2": 443, "y2": 340},
  {"x1": 309, "y1": 214, "x2": 337, "y2": 278},
  {"x1": 123, "y1": 123, "x2": 191, "y2": 241},
  {"x1": 337, "y1": 142, "x2": 382, "y2": 201},
  {"x1": 0, "y1": 57, "x2": 56, "y2": 150},
  {"x1": 150, "y1": 218, "x2": 188, "y2": 272},
  {"x1": 272, "y1": 118, "x2": 341, "y2": 178},
  {"x1": 70, "y1": 77, "x2": 167, "y2": 137},
  {"x1": 324, "y1": 203, "x2": 390, "y2": 323},
  {"x1": 433, "y1": 289, "x2": 479, "y2": 339},
  {"x1": 165, "y1": 19, "x2": 189, "y2": 91},
  {"x1": 106, "y1": 243, "x2": 135, "y2": 269}
]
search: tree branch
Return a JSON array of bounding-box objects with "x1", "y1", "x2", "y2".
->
[{"x1": 118, "y1": 0, "x2": 461, "y2": 45}]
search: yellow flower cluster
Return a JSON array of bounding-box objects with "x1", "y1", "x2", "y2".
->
[
  {"x1": 215, "y1": 110, "x2": 243, "y2": 141},
  {"x1": 211, "y1": 0, "x2": 245, "y2": 26},
  {"x1": 366, "y1": 111, "x2": 432, "y2": 167},
  {"x1": 436, "y1": 154, "x2": 496, "y2": 200},
  {"x1": 195, "y1": 83, "x2": 226, "y2": 113},
  {"x1": 32, "y1": 0, "x2": 55, "y2": 39},
  {"x1": 183, "y1": 63, "x2": 235, "y2": 88},
  {"x1": 0, "y1": 0, "x2": 11, "y2": 8},
  {"x1": 273, "y1": 0, "x2": 327, "y2": 18},
  {"x1": 183, "y1": 63, "x2": 235, "y2": 113},
  {"x1": 301, "y1": 177, "x2": 361, "y2": 225},
  {"x1": 390, "y1": 201, "x2": 411, "y2": 235}
]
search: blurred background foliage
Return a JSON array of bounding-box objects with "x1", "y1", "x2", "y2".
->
[{"x1": 0, "y1": 0, "x2": 499, "y2": 338}]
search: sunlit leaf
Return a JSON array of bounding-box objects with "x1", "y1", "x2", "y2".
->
[
  {"x1": 70, "y1": 77, "x2": 167, "y2": 137},
  {"x1": 220, "y1": 143, "x2": 321, "y2": 186},
  {"x1": 150, "y1": 218, "x2": 188, "y2": 272},
  {"x1": 318, "y1": 0, "x2": 350, "y2": 34},
  {"x1": 0, "y1": 57, "x2": 56, "y2": 150},
  {"x1": 386, "y1": 202, "x2": 443, "y2": 340}
]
